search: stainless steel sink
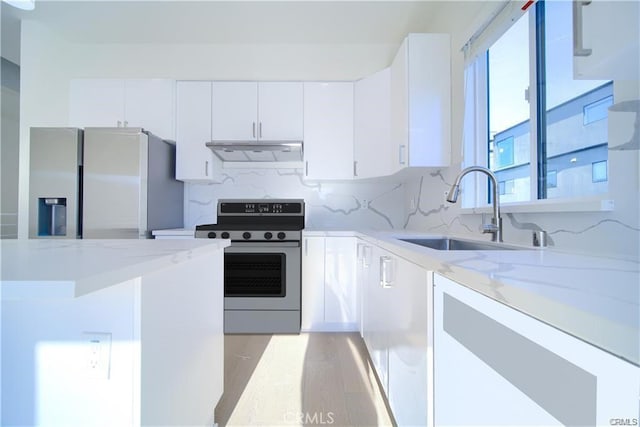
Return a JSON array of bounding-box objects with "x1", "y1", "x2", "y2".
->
[{"x1": 399, "y1": 238, "x2": 519, "y2": 251}]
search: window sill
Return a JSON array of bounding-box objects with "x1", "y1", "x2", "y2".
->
[{"x1": 459, "y1": 196, "x2": 614, "y2": 215}]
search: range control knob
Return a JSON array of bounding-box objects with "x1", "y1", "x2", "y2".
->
[
  {"x1": 221, "y1": 232, "x2": 230, "y2": 239},
  {"x1": 264, "y1": 232, "x2": 273, "y2": 240},
  {"x1": 277, "y1": 232, "x2": 286, "y2": 240},
  {"x1": 243, "y1": 232, "x2": 252, "y2": 240},
  {"x1": 207, "y1": 231, "x2": 217, "y2": 239}
]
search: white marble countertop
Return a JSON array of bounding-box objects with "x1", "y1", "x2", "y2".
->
[
  {"x1": 1, "y1": 239, "x2": 229, "y2": 299},
  {"x1": 306, "y1": 229, "x2": 640, "y2": 366}
]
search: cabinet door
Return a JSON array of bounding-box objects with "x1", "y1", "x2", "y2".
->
[
  {"x1": 257, "y1": 82, "x2": 303, "y2": 141},
  {"x1": 434, "y1": 273, "x2": 640, "y2": 426},
  {"x1": 366, "y1": 246, "x2": 390, "y2": 395},
  {"x1": 390, "y1": 34, "x2": 451, "y2": 169},
  {"x1": 356, "y1": 241, "x2": 373, "y2": 337},
  {"x1": 301, "y1": 236, "x2": 325, "y2": 331},
  {"x1": 211, "y1": 81, "x2": 258, "y2": 141},
  {"x1": 175, "y1": 81, "x2": 216, "y2": 182},
  {"x1": 303, "y1": 82, "x2": 354, "y2": 180},
  {"x1": 324, "y1": 237, "x2": 357, "y2": 329},
  {"x1": 69, "y1": 79, "x2": 125, "y2": 128},
  {"x1": 388, "y1": 258, "x2": 431, "y2": 427},
  {"x1": 573, "y1": 0, "x2": 639, "y2": 80},
  {"x1": 124, "y1": 79, "x2": 175, "y2": 140},
  {"x1": 390, "y1": 41, "x2": 409, "y2": 173},
  {"x1": 354, "y1": 68, "x2": 393, "y2": 179},
  {"x1": 361, "y1": 244, "x2": 377, "y2": 348}
]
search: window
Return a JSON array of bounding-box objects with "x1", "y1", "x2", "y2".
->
[
  {"x1": 547, "y1": 170, "x2": 557, "y2": 188},
  {"x1": 592, "y1": 160, "x2": 607, "y2": 183},
  {"x1": 583, "y1": 95, "x2": 613, "y2": 125},
  {"x1": 493, "y1": 136, "x2": 515, "y2": 169},
  {"x1": 463, "y1": 0, "x2": 611, "y2": 207}
]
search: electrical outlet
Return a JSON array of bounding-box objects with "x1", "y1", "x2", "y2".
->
[
  {"x1": 361, "y1": 199, "x2": 369, "y2": 209},
  {"x1": 84, "y1": 332, "x2": 111, "y2": 379}
]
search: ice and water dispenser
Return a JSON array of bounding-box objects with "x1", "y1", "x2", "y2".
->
[
  {"x1": 29, "y1": 128, "x2": 83, "y2": 239},
  {"x1": 37, "y1": 197, "x2": 67, "y2": 236}
]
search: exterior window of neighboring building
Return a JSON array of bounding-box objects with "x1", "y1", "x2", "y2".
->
[
  {"x1": 494, "y1": 136, "x2": 514, "y2": 169},
  {"x1": 499, "y1": 180, "x2": 516, "y2": 196},
  {"x1": 547, "y1": 170, "x2": 557, "y2": 188},
  {"x1": 584, "y1": 95, "x2": 613, "y2": 125},
  {"x1": 592, "y1": 160, "x2": 608, "y2": 183},
  {"x1": 462, "y1": 0, "x2": 611, "y2": 207}
]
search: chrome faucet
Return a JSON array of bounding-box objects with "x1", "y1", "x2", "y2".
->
[{"x1": 446, "y1": 166, "x2": 503, "y2": 242}]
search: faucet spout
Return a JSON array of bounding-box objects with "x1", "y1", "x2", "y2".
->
[{"x1": 446, "y1": 166, "x2": 503, "y2": 242}]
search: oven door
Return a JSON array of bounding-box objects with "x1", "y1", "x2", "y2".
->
[{"x1": 223, "y1": 241, "x2": 301, "y2": 311}]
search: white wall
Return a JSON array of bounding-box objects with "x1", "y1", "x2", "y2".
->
[
  {"x1": 18, "y1": 21, "x2": 405, "y2": 237},
  {"x1": 1, "y1": 85, "x2": 19, "y2": 238},
  {"x1": 400, "y1": 2, "x2": 640, "y2": 261},
  {"x1": 1, "y1": 57, "x2": 20, "y2": 239}
]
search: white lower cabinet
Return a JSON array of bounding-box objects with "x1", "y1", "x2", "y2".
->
[
  {"x1": 301, "y1": 236, "x2": 325, "y2": 330},
  {"x1": 362, "y1": 244, "x2": 389, "y2": 393},
  {"x1": 301, "y1": 235, "x2": 357, "y2": 331},
  {"x1": 434, "y1": 273, "x2": 640, "y2": 426},
  {"x1": 362, "y1": 243, "x2": 432, "y2": 426},
  {"x1": 387, "y1": 256, "x2": 431, "y2": 427},
  {"x1": 324, "y1": 237, "x2": 358, "y2": 328}
]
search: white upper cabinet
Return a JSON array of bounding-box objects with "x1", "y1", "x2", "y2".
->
[
  {"x1": 176, "y1": 80, "x2": 218, "y2": 182},
  {"x1": 303, "y1": 82, "x2": 355, "y2": 180},
  {"x1": 391, "y1": 33, "x2": 451, "y2": 171},
  {"x1": 573, "y1": 0, "x2": 639, "y2": 80},
  {"x1": 211, "y1": 81, "x2": 303, "y2": 142},
  {"x1": 123, "y1": 79, "x2": 175, "y2": 140},
  {"x1": 211, "y1": 82, "x2": 258, "y2": 141},
  {"x1": 69, "y1": 78, "x2": 175, "y2": 140},
  {"x1": 70, "y1": 79, "x2": 124, "y2": 128},
  {"x1": 258, "y1": 82, "x2": 304, "y2": 141},
  {"x1": 354, "y1": 67, "x2": 393, "y2": 179}
]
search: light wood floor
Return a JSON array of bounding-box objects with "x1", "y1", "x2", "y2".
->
[{"x1": 215, "y1": 332, "x2": 395, "y2": 427}]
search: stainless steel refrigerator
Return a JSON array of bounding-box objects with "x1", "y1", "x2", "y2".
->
[{"x1": 29, "y1": 127, "x2": 183, "y2": 239}]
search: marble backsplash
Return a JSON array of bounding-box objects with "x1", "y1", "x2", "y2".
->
[
  {"x1": 183, "y1": 160, "x2": 638, "y2": 261},
  {"x1": 401, "y1": 162, "x2": 640, "y2": 261},
  {"x1": 184, "y1": 168, "x2": 406, "y2": 230}
]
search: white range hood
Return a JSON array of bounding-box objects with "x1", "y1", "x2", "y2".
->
[{"x1": 206, "y1": 141, "x2": 303, "y2": 162}]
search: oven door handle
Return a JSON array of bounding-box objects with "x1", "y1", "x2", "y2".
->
[{"x1": 228, "y1": 241, "x2": 301, "y2": 248}]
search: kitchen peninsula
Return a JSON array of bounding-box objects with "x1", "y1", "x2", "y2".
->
[{"x1": 1, "y1": 239, "x2": 228, "y2": 426}]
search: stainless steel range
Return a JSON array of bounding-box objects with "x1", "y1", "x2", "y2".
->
[{"x1": 195, "y1": 199, "x2": 304, "y2": 334}]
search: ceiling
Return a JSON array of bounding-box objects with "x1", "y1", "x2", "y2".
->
[{"x1": 1, "y1": 1, "x2": 445, "y2": 65}]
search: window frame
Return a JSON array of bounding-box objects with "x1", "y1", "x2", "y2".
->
[{"x1": 460, "y1": 0, "x2": 613, "y2": 215}]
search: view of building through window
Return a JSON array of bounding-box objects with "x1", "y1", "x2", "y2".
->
[{"x1": 487, "y1": 1, "x2": 611, "y2": 204}]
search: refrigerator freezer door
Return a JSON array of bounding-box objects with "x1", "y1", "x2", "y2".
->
[
  {"x1": 82, "y1": 128, "x2": 148, "y2": 238},
  {"x1": 28, "y1": 127, "x2": 83, "y2": 239}
]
